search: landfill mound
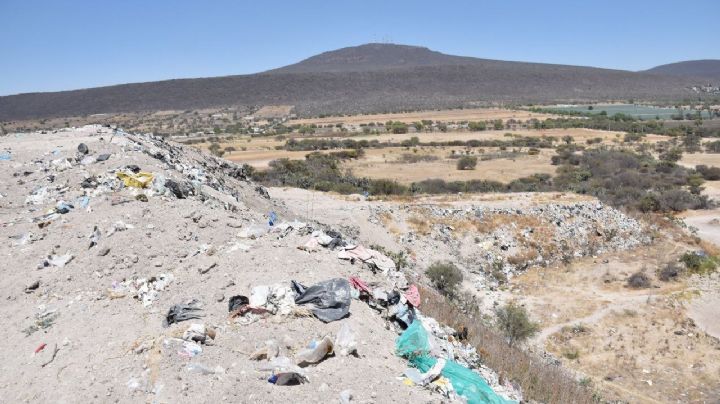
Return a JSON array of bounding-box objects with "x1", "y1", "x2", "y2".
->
[
  {"x1": 0, "y1": 126, "x2": 521, "y2": 403},
  {"x1": 368, "y1": 202, "x2": 650, "y2": 289}
]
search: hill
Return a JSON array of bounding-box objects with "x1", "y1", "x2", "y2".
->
[
  {"x1": 0, "y1": 44, "x2": 714, "y2": 121},
  {"x1": 644, "y1": 60, "x2": 720, "y2": 81}
]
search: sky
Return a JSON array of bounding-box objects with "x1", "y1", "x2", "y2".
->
[{"x1": 1, "y1": 0, "x2": 718, "y2": 96}]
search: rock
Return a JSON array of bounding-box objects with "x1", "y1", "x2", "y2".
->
[
  {"x1": 214, "y1": 292, "x2": 225, "y2": 302},
  {"x1": 77, "y1": 143, "x2": 89, "y2": 155},
  {"x1": 98, "y1": 247, "x2": 111, "y2": 257},
  {"x1": 25, "y1": 280, "x2": 40, "y2": 293}
]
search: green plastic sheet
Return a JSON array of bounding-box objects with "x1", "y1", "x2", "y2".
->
[{"x1": 396, "y1": 320, "x2": 516, "y2": 404}]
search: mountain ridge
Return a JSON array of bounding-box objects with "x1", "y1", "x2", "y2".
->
[{"x1": 0, "y1": 44, "x2": 715, "y2": 121}]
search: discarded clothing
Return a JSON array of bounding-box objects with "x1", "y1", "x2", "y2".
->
[
  {"x1": 405, "y1": 285, "x2": 421, "y2": 307},
  {"x1": 349, "y1": 276, "x2": 371, "y2": 294},
  {"x1": 338, "y1": 245, "x2": 396, "y2": 273},
  {"x1": 292, "y1": 278, "x2": 352, "y2": 322}
]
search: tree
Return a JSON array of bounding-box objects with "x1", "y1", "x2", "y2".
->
[
  {"x1": 426, "y1": 261, "x2": 463, "y2": 297},
  {"x1": 495, "y1": 302, "x2": 539, "y2": 346},
  {"x1": 456, "y1": 156, "x2": 477, "y2": 170},
  {"x1": 660, "y1": 147, "x2": 682, "y2": 163},
  {"x1": 208, "y1": 143, "x2": 224, "y2": 157},
  {"x1": 493, "y1": 119, "x2": 504, "y2": 130},
  {"x1": 562, "y1": 135, "x2": 574, "y2": 145}
]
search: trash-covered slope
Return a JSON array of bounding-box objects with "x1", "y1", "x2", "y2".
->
[{"x1": 0, "y1": 126, "x2": 520, "y2": 403}]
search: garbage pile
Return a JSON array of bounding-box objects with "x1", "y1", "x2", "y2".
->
[
  {"x1": 1, "y1": 125, "x2": 521, "y2": 402},
  {"x1": 368, "y1": 202, "x2": 651, "y2": 289}
]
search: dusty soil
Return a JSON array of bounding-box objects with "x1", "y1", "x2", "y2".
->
[
  {"x1": 0, "y1": 127, "x2": 449, "y2": 403},
  {"x1": 269, "y1": 187, "x2": 720, "y2": 403}
]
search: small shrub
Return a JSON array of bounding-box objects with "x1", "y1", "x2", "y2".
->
[
  {"x1": 680, "y1": 251, "x2": 718, "y2": 275},
  {"x1": 495, "y1": 302, "x2": 539, "y2": 346},
  {"x1": 426, "y1": 261, "x2": 463, "y2": 297},
  {"x1": 626, "y1": 271, "x2": 651, "y2": 288},
  {"x1": 658, "y1": 262, "x2": 683, "y2": 281},
  {"x1": 696, "y1": 165, "x2": 720, "y2": 180},
  {"x1": 562, "y1": 348, "x2": 580, "y2": 360},
  {"x1": 456, "y1": 156, "x2": 478, "y2": 170}
]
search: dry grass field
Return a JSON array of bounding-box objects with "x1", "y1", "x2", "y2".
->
[
  {"x1": 344, "y1": 147, "x2": 557, "y2": 183},
  {"x1": 515, "y1": 240, "x2": 720, "y2": 403},
  {"x1": 290, "y1": 107, "x2": 556, "y2": 126}
]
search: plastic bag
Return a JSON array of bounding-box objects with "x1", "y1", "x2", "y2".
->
[
  {"x1": 410, "y1": 356, "x2": 515, "y2": 404},
  {"x1": 395, "y1": 319, "x2": 431, "y2": 359},
  {"x1": 293, "y1": 278, "x2": 352, "y2": 322},
  {"x1": 334, "y1": 322, "x2": 357, "y2": 356}
]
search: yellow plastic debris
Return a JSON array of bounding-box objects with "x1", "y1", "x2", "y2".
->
[{"x1": 117, "y1": 172, "x2": 154, "y2": 188}]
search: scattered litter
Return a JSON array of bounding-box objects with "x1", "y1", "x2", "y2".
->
[
  {"x1": 41, "y1": 253, "x2": 74, "y2": 268},
  {"x1": 339, "y1": 389, "x2": 353, "y2": 404},
  {"x1": 110, "y1": 274, "x2": 174, "y2": 306},
  {"x1": 165, "y1": 301, "x2": 204, "y2": 326},
  {"x1": 117, "y1": 171, "x2": 154, "y2": 188},
  {"x1": 186, "y1": 363, "x2": 225, "y2": 375},
  {"x1": 269, "y1": 372, "x2": 307, "y2": 385},
  {"x1": 34, "y1": 343, "x2": 47, "y2": 354},
  {"x1": 165, "y1": 179, "x2": 193, "y2": 199},
  {"x1": 334, "y1": 322, "x2": 358, "y2": 356},
  {"x1": 107, "y1": 221, "x2": 134, "y2": 237},
  {"x1": 338, "y1": 245, "x2": 396, "y2": 273},
  {"x1": 228, "y1": 295, "x2": 249, "y2": 312},
  {"x1": 180, "y1": 341, "x2": 203, "y2": 358},
  {"x1": 238, "y1": 223, "x2": 268, "y2": 239},
  {"x1": 396, "y1": 320, "x2": 513, "y2": 404},
  {"x1": 0, "y1": 151, "x2": 11, "y2": 160},
  {"x1": 250, "y1": 340, "x2": 280, "y2": 361},
  {"x1": 405, "y1": 285, "x2": 421, "y2": 307},
  {"x1": 89, "y1": 226, "x2": 101, "y2": 248},
  {"x1": 182, "y1": 323, "x2": 216, "y2": 344},
  {"x1": 55, "y1": 201, "x2": 74, "y2": 214},
  {"x1": 296, "y1": 335, "x2": 334, "y2": 366},
  {"x1": 293, "y1": 278, "x2": 352, "y2": 322}
]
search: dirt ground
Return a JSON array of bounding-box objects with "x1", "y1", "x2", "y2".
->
[
  {"x1": 0, "y1": 128, "x2": 450, "y2": 403},
  {"x1": 269, "y1": 187, "x2": 720, "y2": 403}
]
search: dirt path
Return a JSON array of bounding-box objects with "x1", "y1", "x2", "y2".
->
[{"x1": 533, "y1": 292, "x2": 656, "y2": 344}]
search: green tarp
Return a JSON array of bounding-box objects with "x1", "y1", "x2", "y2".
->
[{"x1": 396, "y1": 320, "x2": 516, "y2": 404}]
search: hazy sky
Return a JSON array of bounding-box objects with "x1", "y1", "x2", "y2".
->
[{"x1": 1, "y1": 0, "x2": 718, "y2": 96}]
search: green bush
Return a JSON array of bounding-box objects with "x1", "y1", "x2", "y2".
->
[
  {"x1": 456, "y1": 156, "x2": 478, "y2": 170},
  {"x1": 680, "y1": 252, "x2": 718, "y2": 275},
  {"x1": 495, "y1": 302, "x2": 539, "y2": 346},
  {"x1": 426, "y1": 261, "x2": 463, "y2": 297}
]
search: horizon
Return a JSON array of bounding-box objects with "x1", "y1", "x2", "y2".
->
[{"x1": 1, "y1": 0, "x2": 719, "y2": 96}]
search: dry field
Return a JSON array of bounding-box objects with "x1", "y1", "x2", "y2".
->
[
  {"x1": 290, "y1": 107, "x2": 556, "y2": 126},
  {"x1": 515, "y1": 238, "x2": 720, "y2": 403},
  {"x1": 212, "y1": 127, "x2": 638, "y2": 171},
  {"x1": 344, "y1": 147, "x2": 557, "y2": 184}
]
